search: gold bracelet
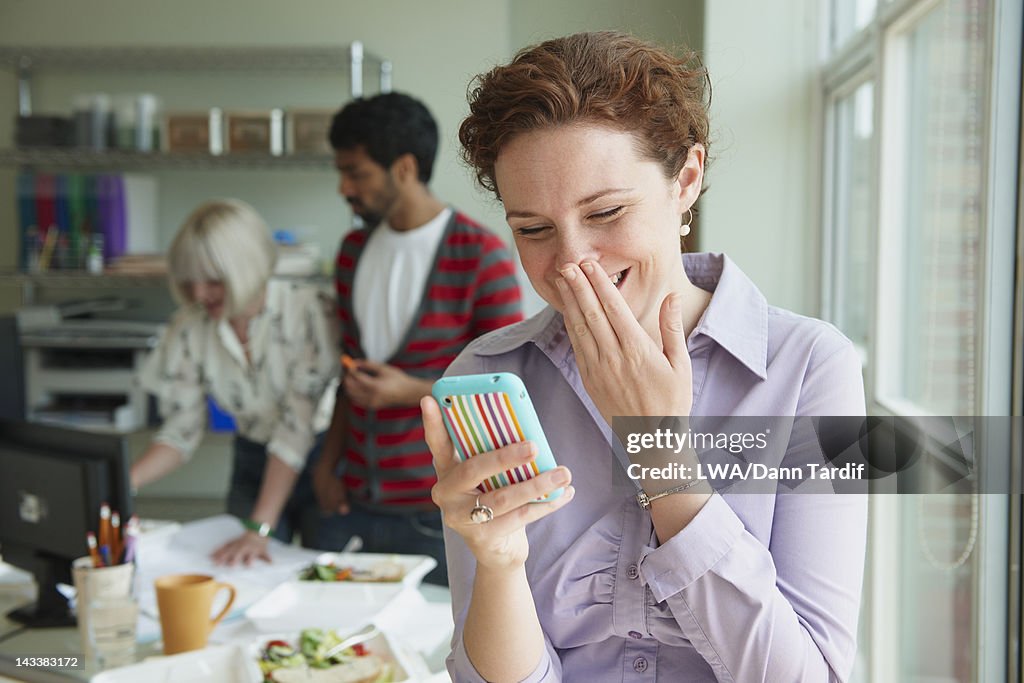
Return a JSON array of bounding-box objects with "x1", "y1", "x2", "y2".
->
[{"x1": 635, "y1": 478, "x2": 703, "y2": 510}]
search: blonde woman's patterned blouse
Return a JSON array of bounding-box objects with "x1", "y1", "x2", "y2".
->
[{"x1": 139, "y1": 280, "x2": 338, "y2": 471}]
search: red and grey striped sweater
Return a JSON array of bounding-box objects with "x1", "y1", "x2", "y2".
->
[{"x1": 334, "y1": 210, "x2": 524, "y2": 508}]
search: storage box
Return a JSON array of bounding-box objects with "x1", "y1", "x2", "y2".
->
[
  {"x1": 286, "y1": 108, "x2": 334, "y2": 155},
  {"x1": 16, "y1": 115, "x2": 75, "y2": 148},
  {"x1": 164, "y1": 111, "x2": 220, "y2": 153},
  {"x1": 225, "y1": 109, "x2": 283, "y2": 155}
]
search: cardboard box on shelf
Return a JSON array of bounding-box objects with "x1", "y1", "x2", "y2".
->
[
  {"x1": 164, "y1": 111, "x2": 219, "y2": 154},
  {"x1": 225, "y1": 110, "x2": 283, "y2": 155},
  {"x1": 286, "y1": 109, "x2": 334, "y2": 155}
]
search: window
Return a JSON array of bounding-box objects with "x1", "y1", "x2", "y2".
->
[
  {"x1": 831, "y1": 0, "x2": 878, "y2": 49},
  {"x1": 876, "y1": 0, "x2": 987, "y2": 417},
  {"x1": 827, "y1": 79, "x2": 875, "y2": 353},
  {"x1": 821, "y1": 0, "x2": 1020, "y2": 681}
]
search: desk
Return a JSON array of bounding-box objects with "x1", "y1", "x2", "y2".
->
[{"x1": 0, "y1": 517, "x2": 454, "y2": 682}]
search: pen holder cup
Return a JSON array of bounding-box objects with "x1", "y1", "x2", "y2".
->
[
  {"x1": 71, "y1": 556, "x2": 135, "y2": 660},
  {"x1": 154, "y1": 574, "x2": 235, "y2": 655}
]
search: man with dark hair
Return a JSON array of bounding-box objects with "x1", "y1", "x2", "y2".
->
[{"x1": 314, "y1": 92, "x2": 523, "y2": 585}]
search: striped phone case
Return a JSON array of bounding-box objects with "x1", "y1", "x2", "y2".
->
[{"x1": 432, "y1": 372, "x2": 562, "y2": 502}]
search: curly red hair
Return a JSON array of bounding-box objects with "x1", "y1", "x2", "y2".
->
[{"x1": 460, "y1": 31, "x2": 711, "y2": 198}]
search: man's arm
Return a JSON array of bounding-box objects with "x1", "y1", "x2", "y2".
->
[{"x1": 313, "y1": 387, "x2": 352, "y2": 514}]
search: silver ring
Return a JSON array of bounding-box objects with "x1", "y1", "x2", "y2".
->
[{"x1": 469, "y1": 496, "x2": 494, "y2": 524}]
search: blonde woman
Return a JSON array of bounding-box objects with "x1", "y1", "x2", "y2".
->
[{"x1": 131, "y1": 199, "x2": 338, "y2": 565}]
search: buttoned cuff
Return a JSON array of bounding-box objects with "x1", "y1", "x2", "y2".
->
[{"x1": 638, "y1": 493, "x2": 745, "y2": 603}]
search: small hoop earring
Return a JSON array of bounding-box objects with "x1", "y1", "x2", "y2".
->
[{"x1": 680, "y1": 208, "x2": 693, "y2": 238}]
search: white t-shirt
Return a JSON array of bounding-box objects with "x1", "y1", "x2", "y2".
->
[{"x1": 353, "y1": 207, "x2": 452, "y2": 361}]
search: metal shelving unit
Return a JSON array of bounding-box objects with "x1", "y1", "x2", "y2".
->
[
  {"x1": 0, "y1": 271, "x2": 329, "y2": 307},
  {"x1": 0, "y1": 42, "x2": 392, "y2": 166},
  {"x1": 0, "y1": 271, "x2": 166, "y2": 286},
  {"x1": 0, "y1": 45, "x2": 387, "y2": 73},
  {"x1": 0, "y1": 148, "x2": 332, "y2": 171},
  {"x1": 2, "y1": 43, "x2": 392, "y2": 110}
]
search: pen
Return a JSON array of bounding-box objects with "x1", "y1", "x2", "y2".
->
[
  {"x1": 123, "y1": 515, "x2": 139, "y2": 565},
  {"x1": 86, "y1": 532, "x2": 103, "y2": 568}
]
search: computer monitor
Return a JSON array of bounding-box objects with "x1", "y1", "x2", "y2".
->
[{"x1": 0, "y1": 419, "x2": 132, "y2": 627}]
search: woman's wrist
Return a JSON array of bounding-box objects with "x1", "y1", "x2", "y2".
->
[
  {"x1": 473, "y1": 546, "x2": 530, "y2": 574},
  {"x1": 241, "y1": 518, "x2": 273, "y2": 538},
  {"x1": 475, "y1": 558, "x2": 529, "y2": 582}
]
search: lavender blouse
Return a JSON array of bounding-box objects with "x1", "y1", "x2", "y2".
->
[{"x1": 443, "y1": 253, "x2": 867, "y2": 682}]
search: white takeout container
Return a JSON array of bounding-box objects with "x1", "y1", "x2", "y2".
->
[
  {"x1": 308, "y1": 552, "x2": 437, "y2": 588},
  {"x1": 90, "y1": 643, "x2": 261, "y2": 683},
  {"x1": 245, "y1": 580, "x2": 407, "y2": 633},
  {"x1": 249, "y1": 626, "x2": 429, "y2": 682}
]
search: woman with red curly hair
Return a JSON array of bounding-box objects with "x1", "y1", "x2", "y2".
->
[{"x1": 422, "y1": 32, "x2": 867, "y2": 682}]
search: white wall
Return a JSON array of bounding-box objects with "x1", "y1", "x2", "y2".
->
[
  {"x1": 505, "y1": 0, "x2": 705, "y2": 315},
  {"x1": 703, "y1": 0, "x2": 822, "y2": 315},
  {"x1": 509, "y1": 0, "x2": 702, "y2": 53}
]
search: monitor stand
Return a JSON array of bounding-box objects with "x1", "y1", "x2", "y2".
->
[
  {"x1": 4, "y1": 553, "x2": 76, "y2": 628},
  {"x1": 7, "y1": 601, "x2": 76, "y2": 628}
]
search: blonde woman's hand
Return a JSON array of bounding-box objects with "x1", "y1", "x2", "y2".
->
[
  {"x1": 211, "y1": 531, "x2": 271, "y2": 567},
  {"x1": 556, "y1": 260, "x2": 693, "y2": 424},
  {"x1": 421, "y1": 396, "x2": 575, "y2": 572}
]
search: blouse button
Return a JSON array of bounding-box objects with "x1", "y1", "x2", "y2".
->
[
  {"x1": 626, "y1": 564, "x2": 639, "y2": 580},
  {"x1": 633, "y1": 657, "x2": 648, "y2": 672},
  {"x1": 628, "y1": 630, "x2": 643, "y2": 639}
]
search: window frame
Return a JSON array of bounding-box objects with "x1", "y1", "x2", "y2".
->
[
  {"x1": 821, "y1": 0, "x2": 1021, "y2": 680},
  {"x1": 821, "y1": 70, "x2": 876, "y2": 363}
]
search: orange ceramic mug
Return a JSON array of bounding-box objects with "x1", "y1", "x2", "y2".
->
[{"x1": 153, "y1": 574, "x2": 235, "y2": 655}]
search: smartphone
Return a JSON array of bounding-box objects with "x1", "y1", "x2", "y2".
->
[{"x1": 432, "y1": 372, "x2": 562, "y2": 501}]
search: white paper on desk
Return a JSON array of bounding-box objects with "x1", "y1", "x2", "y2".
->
[{"x1": 134, "y1": 515, "x2": 322, "y2": 622}]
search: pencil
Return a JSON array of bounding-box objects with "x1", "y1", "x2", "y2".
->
[
  {"x1": 110, "y1": 511, "x2": 121, "y2": 564},
  {"x1": 341, "y1": 354, "x2": 357, "y2": 372},
  {"x1": 86, "y1": 532, "x2": 103, "y2": 568},
  {"x1": 98, "y1": 502, "x2": 111, "y2": 550}
]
